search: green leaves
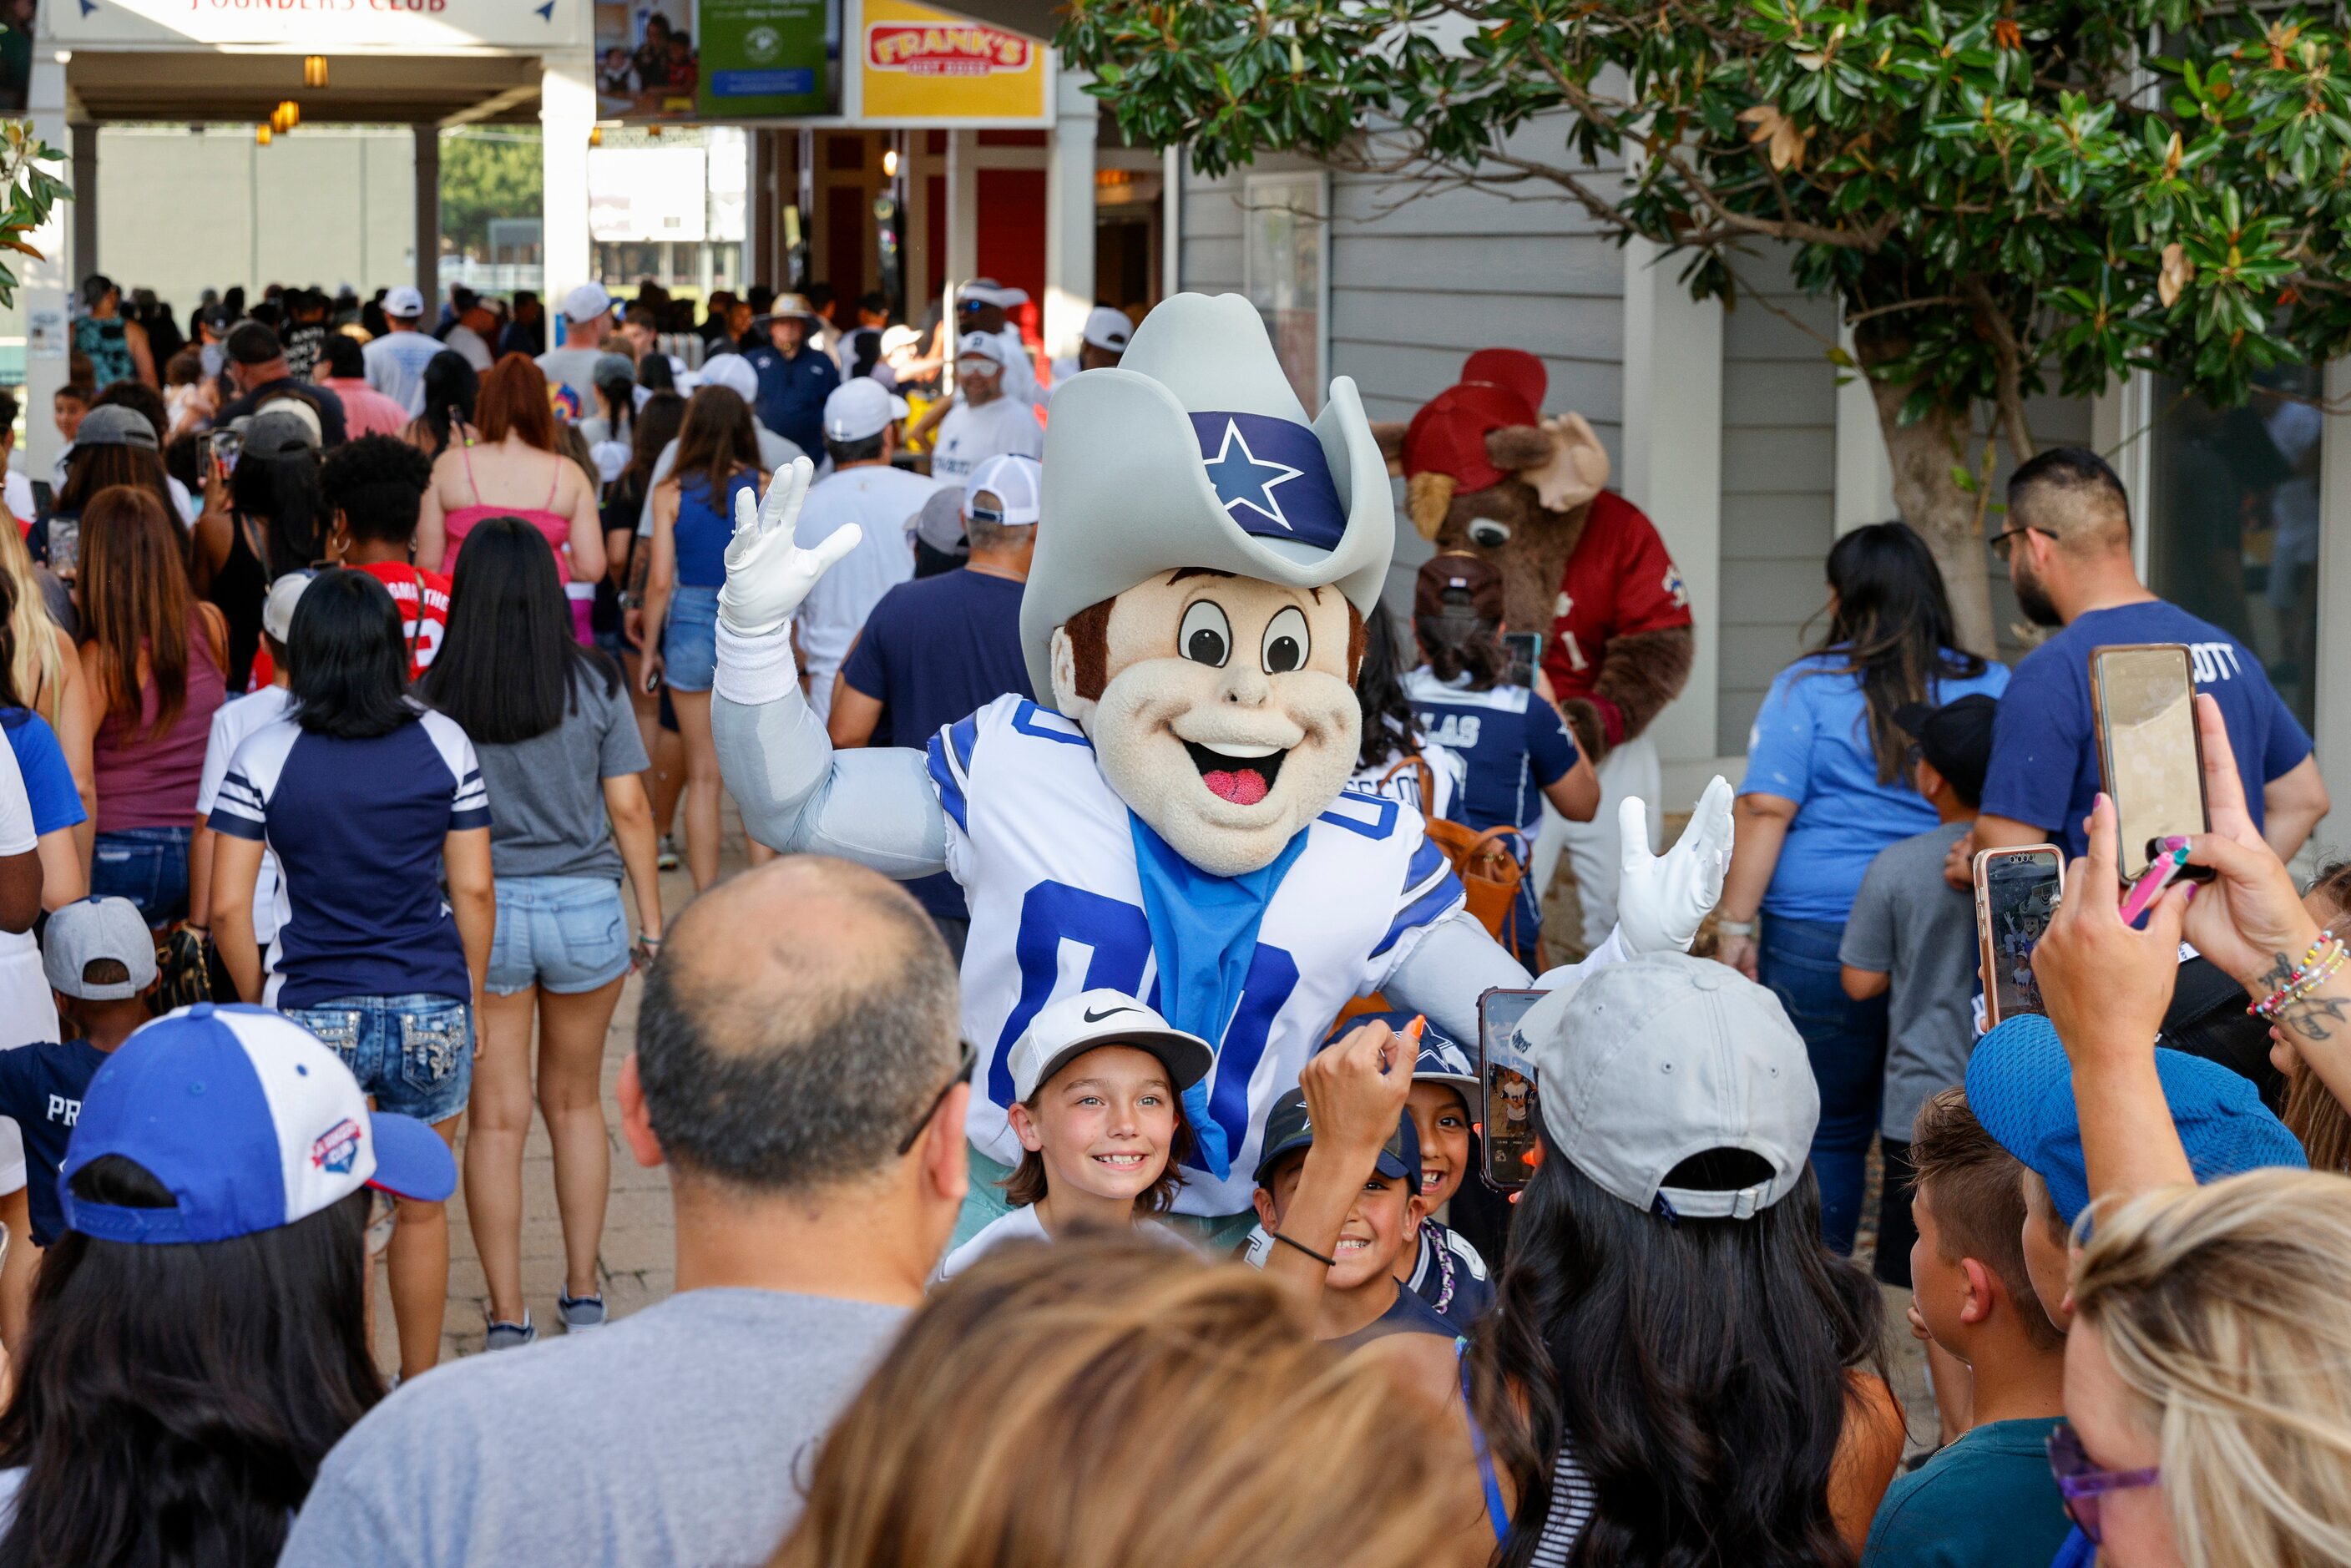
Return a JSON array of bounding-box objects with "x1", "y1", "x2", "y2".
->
[{"x1": 1060, "y1": 0, "x2": 2351, "y2": 414}]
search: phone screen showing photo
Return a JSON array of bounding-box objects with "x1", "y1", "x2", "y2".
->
[
  {"x1": 1983, "y1": 848, "x2": 2061, "y2": 1024},
  {"x1": 1478, "y1": 989, "x2": 1545, "y2": 1191}
]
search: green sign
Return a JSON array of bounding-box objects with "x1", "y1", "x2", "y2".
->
[{"x1": 697, "y1": 0, "x2": 835, "y2": 118}]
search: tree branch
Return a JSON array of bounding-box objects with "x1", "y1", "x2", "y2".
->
[{"x1": 1964, "y1": 275, "x2": 2038, "y2": 463}]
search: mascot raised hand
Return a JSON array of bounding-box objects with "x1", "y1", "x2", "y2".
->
[{"x1": 711, "y1": 293, "x2": 1732, "y2": 1240}]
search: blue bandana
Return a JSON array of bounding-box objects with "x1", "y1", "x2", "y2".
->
[
  {"x1": 1127, "y1": 813, "x2": 1312, "y2": 1181},
  {"x1": 1191, "y1": 411, "x2": 1347, "y2": 550}
]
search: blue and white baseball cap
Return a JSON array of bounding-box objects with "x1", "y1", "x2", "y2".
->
[
  {"x1": 60, "y1": 1004, "x2": 458, "y2": 1245},
  {"x1": 1323, "y1": 1007, "x2": 1477, "y2": 1094}
]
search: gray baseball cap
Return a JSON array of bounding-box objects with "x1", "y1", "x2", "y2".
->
[
  {"x1": 73, "y1": 403, "x2": 159, "y2": 452},
  {"x1": 43, "y1": 897, "x2": 158, "y2": 1000},
  {"x1": 1515, "y1": 951, "x2": 1818, "y2": 1222}
]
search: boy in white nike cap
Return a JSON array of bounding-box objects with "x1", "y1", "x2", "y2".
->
[{"x1": 935, "y1": 988, "x2": 1210, "y2": 1282}]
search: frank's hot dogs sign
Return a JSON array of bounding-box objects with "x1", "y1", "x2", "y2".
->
[{"x1": 866, "y1": 18, "x2": 1031, "y2": 75}]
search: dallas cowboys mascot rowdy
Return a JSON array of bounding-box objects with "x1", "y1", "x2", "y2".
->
[{"x1": 711, "y1": 293, "x2": 1733, "y2": 1243}]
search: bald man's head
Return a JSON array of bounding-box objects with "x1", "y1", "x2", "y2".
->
[
  {"x1": 2008, "y1": 446, "x2": 2132, "y2": 557},
  {"x1": 636, "y1": 857, "x2": 960, "y2": 1192}
]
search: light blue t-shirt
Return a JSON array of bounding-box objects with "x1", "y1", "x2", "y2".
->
[{"x1": 1742, "y1": 650, "x2": 2010, "y2": 924}]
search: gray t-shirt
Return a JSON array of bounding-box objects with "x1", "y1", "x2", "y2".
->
[
  {"x1": 1839, "y1": 819, "x2": 1978, "y2": 1142},
  {"x1": 281, "y1": 1287, "x2": 905, "y2": 1568},
  {"x1": 475, "y1": 668, "x2": 651, "y2": 881},
  {"x1": 535, "y1": 346, "x2": 607, "y2": 414}
]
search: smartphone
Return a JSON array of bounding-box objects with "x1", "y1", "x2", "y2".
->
[
  {"x1": 2091, "y1": 643, "x2": 2210, "y2": 882},
  {"x1": 1502, "y1": 630, "x2": 1542, "y2": 689},
  {"x1": 46, "y1": 512, "x2": 77, "y2": 578},
  {"x1": 1477, "y1": 987, "x2": 1546, "y2": 1192},
  {"x1": 1974, "y1": 844, "x2": 2062, "y2": 1028},
  {"x1": 208, "y1": 427, "x2": 242, "y2": 481},
  {"x1": 27, "y1": 480, "x2": 49, "y2": 517}
]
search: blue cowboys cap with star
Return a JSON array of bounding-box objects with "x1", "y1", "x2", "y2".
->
[{"x1": 1023, "y1": 292, "x2": 1395, "y2": 701}]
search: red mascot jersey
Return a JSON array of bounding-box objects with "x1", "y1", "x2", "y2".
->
[{"x1": 1543, "y1": 491, "x2": 1691, "y2": 746}]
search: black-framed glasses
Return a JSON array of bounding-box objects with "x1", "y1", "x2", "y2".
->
[
  {"x1": 896, "y1": 1039, "x2": 978, "y2": 1156},
  {"x1": 1988, "y1": 524, "x2": 2055, "y2": 562},
  {"x1": 2045, "y1": 1421, "x2": 2161, "y2": 1545}
]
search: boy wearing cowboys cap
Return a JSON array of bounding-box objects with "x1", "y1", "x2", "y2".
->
[{"x1": 710, "y1": 292, "x2": 1734, "y2": 1246}]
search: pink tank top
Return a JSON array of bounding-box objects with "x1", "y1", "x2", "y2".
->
[
  {"x1": 445, "y1": 443, "x2": 594, "y2": 643},
  {"x1": 94, "y1": 612, "x2": 228, "y2": 832}
]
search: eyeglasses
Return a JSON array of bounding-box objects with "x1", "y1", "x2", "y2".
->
[
  {"x1": 895, "y1": 1039, "x2": 978, "y2": 1157},
  {"x1": 1988, "y1": 524, "x2": 2055, "y2": 562},
  {"x1": 2045, "y1": 1421, "x2": 2161, "y2": 1544}
]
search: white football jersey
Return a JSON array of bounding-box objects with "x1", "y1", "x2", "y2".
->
[{"x1": 928, "y1": 694, "x2": 1465, "y2": 1216}]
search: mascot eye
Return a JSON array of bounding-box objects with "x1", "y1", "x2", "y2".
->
[
  {"x1": 1469, "y1": 518, "x2": 1512, "y2": 549},
  {"x1": 1180, "y1": 600, "x2": 1232, "y2": 667},
  {"x1": 1261, "y1": 606, "x2": 1311, "y2": 675}
]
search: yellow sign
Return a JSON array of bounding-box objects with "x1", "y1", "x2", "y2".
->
[{"x1": 855, "y1": 0, "x2": 1048, "y2": 123}]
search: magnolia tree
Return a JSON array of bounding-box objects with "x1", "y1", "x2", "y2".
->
[
  {"x1": 1059, "y1": 0, "x2": 2351, "y2": 650},
  {"x1": 0, "y1": 124, "x2": 64, "y2": 308}
]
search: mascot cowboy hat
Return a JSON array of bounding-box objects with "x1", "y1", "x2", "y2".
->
[{"x1": 1024, "y1": 292, "x2": 1394, "y2": 701}]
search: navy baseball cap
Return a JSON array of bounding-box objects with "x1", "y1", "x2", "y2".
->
[
  {"x1": 1251, "y1": 1085, "x2": 1421, "y2": 1192},
  {"x1": 1324, "y1": 1009, "x2": 1478, "y2": 1094},
  {"x1": 1966, "y1": 1014, "x2": 2306, "y2": 1229},
  {"x1": 61, "y1": 1004, "x2": 458, "y2": 1246}
]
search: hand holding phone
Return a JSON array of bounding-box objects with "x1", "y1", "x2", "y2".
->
[
  {"x1": 1975, "y1": 844, "x2": 2062, "y2": 1028},
  {"x1": 1477, "y1": 988, "x2": 1546, "y2": 1191},
  {"x1": 2091, "y1": 644, "x2": 2211, "y2": 882}
]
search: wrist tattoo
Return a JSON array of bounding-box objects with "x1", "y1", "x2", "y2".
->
[{"x1": 2262, "y1": 950, "x2": 2351, "y2": 1039}]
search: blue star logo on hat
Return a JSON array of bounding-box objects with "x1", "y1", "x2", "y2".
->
[
  {"x1": 1202, "y1": 417, "x2": 1303, "y2": 531},
  {"x1": 1190, "y1": 411, "x2": 1349, "y2": 551}
]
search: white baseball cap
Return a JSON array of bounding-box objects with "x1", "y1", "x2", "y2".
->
[
  {"x1": 382, "y1": 286, "x2": 425, "y2": 319},
  {"x1": 964, "y1": 453, "x2": 1041, "y2": 528},
  {"x1": 561, "y1": 281, "x2": 614, "y2": 323},
  {"x1": 42, "y1": 896, "x2": 157, "y2": 1000},
  {"x1": 1006, "y1": 989, "x2": 1213, "y2": 1104},
  {"x1": 260, "y1": 571, "x2": 315, "y2": 644},
  {"x1": 879, "y1": 324, "x2": 923, "y2": 356},
  {"x1": 697, "y1": 352, "x2": 759, "y2": 404},
  {"x1": 958, "y1": 278, "x2": 1029, "y2": 310},
  {"x1": 1081, "y1": 305, "x2": 1133, "y2": 354},
  {"x1": 822, "y1": 377, "x2": 911, "y2": 443},
  {"x1": 954, "y1": 330, "x2": 1010, "y2": 369},
  {"x1": 1514, "y1": 951, "x2": 1819, "y2": 1222}
]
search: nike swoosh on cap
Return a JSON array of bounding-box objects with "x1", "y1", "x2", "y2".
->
[{"x1": 1082, "y1": 1005, "x2": 1137, "y2": 1024}]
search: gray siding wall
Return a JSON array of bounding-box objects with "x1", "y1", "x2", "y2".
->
[
  {"x1": 1179, "y1": 134, "x2": 1625, "y2": 616},
  {"x1": 1716, "y1": 250, "x2": 1838, "y2": 755}
]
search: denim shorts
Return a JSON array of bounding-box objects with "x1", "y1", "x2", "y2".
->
[
  {"x1": 282, "y1": 992, "x2": 473, "y2": 1126},
  {"x1": 92, "y1": 825, "x2": 191, "y2": 927},
  {"x1": 488, "y1": 875, "x2": 630, "y2": 996},
  {"x1": 662, "y1": 585, "x2": 720, "y2": 693}
]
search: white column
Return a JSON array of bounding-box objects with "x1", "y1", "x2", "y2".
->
[
  {"x1": 540, "y1": 49, "x2": 596, "y2": 316},
  {"x1": 413, "y1": 125, "x2": 441, "y2": 311},
  {"x1": 2308, "y1": 357, "x2": 2351, "y2": 852},
  {"x1": 944, "y1": 130, "x2": 978, "y2": 281},
  {"x1": 1044, "y1": 67, "x2": 1098, "y2": 361},
  {"x1": 1619, "y1": 234, "x2": 1724, "y2": 787},
  {"x1": 1833, "y1": 321, "x2": 1894, "y2": 534},
  {"x1": 24, "y1": 47, "x2": 70, "y2": 483},
  {"x1": 1161, "y1": 144, "x2": 1181, "y2": 299}
]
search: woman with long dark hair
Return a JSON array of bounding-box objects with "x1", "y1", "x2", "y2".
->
[
  {"x1": 29, "y1": 407, "x2": 180, "y2": 577},
  {"x1": 190, "y1": 409, "x2": 323, "y2": 690},
  {"x1": 78, "y1": 484, "x2": 229, "y2": 926},
  {"x1": 1713, "y1": 520, "x2": 2010, "y2": 1252},
  {"x1": 607, "y1": 390, "x2": 687, "y2": 865},
  {"x1": 402, "y1": 349, "x2": 479, "y2": 461},
  {"x1": 1347, "y1": 606, "x2": 1463, "y2": 822},
  {"x1": 206, "y1": 569, "x2": 493, "y2": 1383},
  {"x1": 640, "y1": 385, "x2": 763, "y2": 889},
  {"x1": 0, "y1": 1006, "x2": 455, "y2": 1567},
  {"x1": 420, "y1": 517, "x2": 660, "y2": 1351}
]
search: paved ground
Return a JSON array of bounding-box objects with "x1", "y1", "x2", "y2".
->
[{"x1": 375, "y1": 811, "x2": 1939, "y2": 1454}]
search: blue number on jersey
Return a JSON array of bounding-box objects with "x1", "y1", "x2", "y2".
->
[{"x1": 994, "y1": 878, "x2": 1301, "y2": 1173}]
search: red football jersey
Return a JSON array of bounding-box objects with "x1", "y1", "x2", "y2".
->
[
  {"x1": 1542, "y1": 491, "x2": 1691, "y2": 741},
  {"x1": 355, "y1": 562, "x2": 453, "y2": 679}
]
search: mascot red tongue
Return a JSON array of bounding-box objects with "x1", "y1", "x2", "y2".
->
[{"x1": 1205, "y1": 769, "x2": 1269, "y2": 806}]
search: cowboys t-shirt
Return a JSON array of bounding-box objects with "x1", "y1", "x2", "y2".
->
[
  {"x1": 1978, "y1": 600, "x2": 2310, "y2": 855},
  {"x1": 0, "y1": 1039, "x2": 109, "y2": 1245}
]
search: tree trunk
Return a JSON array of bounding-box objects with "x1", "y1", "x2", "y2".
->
[{"x1": 1861, "y1": 361, "x2": 2000, "y2": 658}]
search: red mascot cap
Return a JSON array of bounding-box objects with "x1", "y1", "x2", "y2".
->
[{"x1": 1401, "y1": 348, "x2": 1550, "y2": 495}]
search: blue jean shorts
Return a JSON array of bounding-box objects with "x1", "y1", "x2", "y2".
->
[
  {"x1": 662, "y1": 585, "x2": 720, "y2": 693},
  {"x1": 488, "y1": 874, "x2": 630, "y2": 996},
  {"x1": 92, "y1": 825, "x2": 191, "y2": 927},
  {"x1": 282, "y1": 992, "x2": 473, "y2": 1127}
]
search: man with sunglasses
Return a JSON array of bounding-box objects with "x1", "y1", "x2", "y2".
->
[
  {"x1": 1969, "y1": 446, "x2": 2327, "y2": 881},
  {"x1": 287, "y1": 856, "x2": 970, "y2": 1565},
  {"x1": 828, "y1": 453, "x2": 1040, "y2": 959}
]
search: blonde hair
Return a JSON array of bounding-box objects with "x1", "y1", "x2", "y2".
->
[
  {"x1": 0, "y1": 521, "x2": 65, "y2": 723},
  {"x1": 2071, "y1": 1169, "x2": 2351, "y2": 1568},
  {"x1": 772, "y1": 1232, "x2": 1468, "y2": 1568}
]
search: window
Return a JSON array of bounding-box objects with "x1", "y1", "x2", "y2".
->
[{"x1": 1241, "y1": 171, "x2": 1327, "y2": 412}]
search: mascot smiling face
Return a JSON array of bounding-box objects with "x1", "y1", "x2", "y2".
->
[{"x1": 1029, "y1": 294, "x2": 1394, "y2": 878}]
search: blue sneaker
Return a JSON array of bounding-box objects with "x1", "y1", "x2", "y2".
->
[
  {"x1": 557, "y1": 1291, "x2": 607, "y2": 1333},
  {"x1": 483, "y1": 1313, "x2": 537, "y2": 1353}
]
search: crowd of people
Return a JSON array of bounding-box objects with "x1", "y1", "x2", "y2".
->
[{"x1": 0, "y1": 262, "x2": 2333, "y2": 1568}]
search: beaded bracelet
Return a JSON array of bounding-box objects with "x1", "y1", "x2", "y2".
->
[{"x1": 2250, "y1": 931, "x2": 2348, "y2": 1021}]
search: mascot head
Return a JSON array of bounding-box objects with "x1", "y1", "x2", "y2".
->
[
  {"x1": 1373, "y1": 348, "x2": 1612, "y2": 634},
  {"x1": 1028, "y1": 293, "x2": 1393, "y2": 878}
]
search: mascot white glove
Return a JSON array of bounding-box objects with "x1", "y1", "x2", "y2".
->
[
  {"x1": 717, "y1": 458, "x2": 861, "y2": 640},
  {"x1": 1615, "y1": 775, "x2": 1735, "y2": 957}
]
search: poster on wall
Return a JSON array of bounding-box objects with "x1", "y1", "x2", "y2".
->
[
  {"x1": 857, "y1": 0, "x2": 1046, "y2": 123},
  {"x1": 595, "y1": 0, "x2": 837, "y2": 121}
]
